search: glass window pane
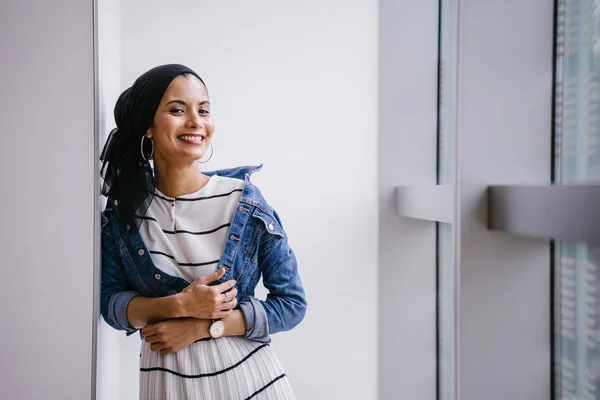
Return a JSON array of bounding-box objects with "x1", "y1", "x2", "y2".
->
[
  {"x1": 438, "y1": 0, "x2": 456, "y2": 186},
  {"x1": 554, "y1": 1, "x2": 600, "y2": 398},
  {"x1": 438, "y1": 0, "x2": 457, "y2": 399},
  {"x1": 437, "y1": 222, "x2": 455, "y2": 399}
]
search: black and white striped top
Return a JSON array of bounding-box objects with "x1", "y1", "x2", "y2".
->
[
  {"x1": 139, "y1": 174, "x2": 244, "y2": 282},
  {"x1": 137, "y1": 174, "x2": 296, "y2": 399}
]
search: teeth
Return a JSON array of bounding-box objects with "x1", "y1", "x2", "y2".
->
[{"x1": 179, "y1": 136, "x2": 203, "y2": 142}]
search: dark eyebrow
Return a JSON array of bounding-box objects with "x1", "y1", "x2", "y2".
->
[{"x1": 165, "y1": 99, "x2": 210, "y2": 106}]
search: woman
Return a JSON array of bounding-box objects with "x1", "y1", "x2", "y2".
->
[{"x1": 100, "y1": 64, "x2": 306, "y2": 400}]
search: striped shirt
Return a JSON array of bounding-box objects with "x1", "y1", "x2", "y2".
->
[
  {"x1": 139, "y1": 174, "x2": 244, "y2": 282},
  {"x1": 136, "y1": 174, "x2": 296, "y2": 399}
]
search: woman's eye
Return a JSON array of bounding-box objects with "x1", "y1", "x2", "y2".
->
[
  {"x1": 199, "y1": 109, "x2": 210, "y2": 115},
  {"x1": 170, "y1": 108, "x2": 184, "y2": 114}
]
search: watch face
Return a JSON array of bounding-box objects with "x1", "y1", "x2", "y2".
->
[{"x1": 210, "y1": 320, "x2": 225, "y2": 338}]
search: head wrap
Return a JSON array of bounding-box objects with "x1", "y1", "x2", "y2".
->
[{"x1": 100, "y1": 64, "x2": 204, "y2": 230}]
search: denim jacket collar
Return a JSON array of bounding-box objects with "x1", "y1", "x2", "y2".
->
[
  {"x1": 203, "y1": 164, "x2": 282, "y2": 221},
  {"x1": 203, "y1": 164, "x2": 263, "y2": 180}
]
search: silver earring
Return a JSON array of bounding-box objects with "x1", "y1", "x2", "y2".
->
[
  {"x1": 141, "y1": 136, "x2": 154, "y2": 161},
  {"x1": 198, "y1": 142, "x2": 214, "y2": 164}
]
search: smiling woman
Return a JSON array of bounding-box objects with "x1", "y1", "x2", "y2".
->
[
  {"x1": 148, "y1": 75, "x2": 213, "y2": 172},
  {"x1": 99, "y1": 64, "x2": 306, "y2": 400}
]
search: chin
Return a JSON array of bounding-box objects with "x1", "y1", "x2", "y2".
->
[{"x1": 190, "y1": 153, "x2": 207, "y2": 163}]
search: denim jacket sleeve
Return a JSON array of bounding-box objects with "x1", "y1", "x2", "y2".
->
[
  {"x1": 100, "y1": 212, "x2": 140, "y2": 335},
  {"x1": 238, "y1": 209, "x2": 307, "y2": 343}
]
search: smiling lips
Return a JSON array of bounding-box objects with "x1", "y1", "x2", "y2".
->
[{"x1": 178, "y1": 134, "x2": 205, "y2": 144}]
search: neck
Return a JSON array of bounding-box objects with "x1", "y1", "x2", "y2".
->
[{"x1": 153, "y1": 161, "x2": 208, "y2": 198}]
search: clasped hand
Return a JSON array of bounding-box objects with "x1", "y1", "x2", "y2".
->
[
  {"x1": 142, "y1": 317, "x2": 211, "y2": 355},
  {"x1": 142, "y1": 268, "x2": 237, "y2": 355},
  {"x1": 179, "y1": 267, "x2": 238, "y2": 319}
]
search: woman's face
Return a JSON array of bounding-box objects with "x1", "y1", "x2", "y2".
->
[{"x1": 147, "y1": 74, "x2": 214, "y2": 166}]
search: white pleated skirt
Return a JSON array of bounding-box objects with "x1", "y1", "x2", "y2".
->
[{"x1": 139, "y1": 336, "x2": 296, "y2": 400}]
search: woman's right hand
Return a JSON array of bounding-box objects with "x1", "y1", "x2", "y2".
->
[{"x1": 178, "y1": 268, "x2": 238, "y2": 320}]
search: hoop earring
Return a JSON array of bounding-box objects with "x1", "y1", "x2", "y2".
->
[
  {"x1": 197, "y1": 142, "x2": 214, "y2": 164},
  {"x1": 141, "y1": 136, "x2": 154, "y2": 161}
]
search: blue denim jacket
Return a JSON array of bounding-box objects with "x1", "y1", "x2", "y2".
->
[{"x1": 100, "y1": 165, "x2": 307, "y2": 343}]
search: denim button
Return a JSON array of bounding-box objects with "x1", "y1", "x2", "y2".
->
[
  {"x1": 268, "y1": 222, "x2": 274, "y2": 231},
  {"x1": 125, "y1": 225, "x2": 131, "y2": 231},
  {"x1": 154, "y1": 273, "x2": 161, "y2": 280},
  {"x1": 114, "y1": 200, "x2": 119, "y2": 206},
  {"x1": 138, "y1": 249, "x2": 145, "y2": 256}
]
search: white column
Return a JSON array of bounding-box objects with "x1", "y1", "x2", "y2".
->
[{"x1": 0, "y1": 1, "x2": 95, "y2": 399}]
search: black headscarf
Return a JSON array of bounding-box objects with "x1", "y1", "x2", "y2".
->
[{"x1": 100, "y1": 64, "x2": 205, "y2": 230}]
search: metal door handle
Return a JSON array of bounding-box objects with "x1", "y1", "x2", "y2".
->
[
  {"x1": 395, "y1": 185, "x2": 453, "y2": 223},
  {"x1": 487, "y1": 185, "x2": 600, "y2": 244}
]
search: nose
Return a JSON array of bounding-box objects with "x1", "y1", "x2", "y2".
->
[{"x1": 186, "y1": 111, "x2": 202, "y2": 129}]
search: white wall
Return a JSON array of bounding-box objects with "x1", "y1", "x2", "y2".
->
[
  {"x1": 0, "y1": 2, "x2": 95, "y2": 400},
  {"x1": 99, "y1": 1, "x2": 379, "y2": 399}
]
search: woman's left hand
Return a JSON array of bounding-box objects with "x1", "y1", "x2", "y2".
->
[{"x1": 142, "y1": 318, "x2": 210, "y2": 355}]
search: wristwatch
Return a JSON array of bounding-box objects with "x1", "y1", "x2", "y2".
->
[{"x1": 209, "y1": 319, "x2": 225, "y2": 339}]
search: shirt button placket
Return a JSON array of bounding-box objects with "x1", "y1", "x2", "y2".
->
[{"x1": 171, "y1": 200, "x2": 177, "y2": 231}]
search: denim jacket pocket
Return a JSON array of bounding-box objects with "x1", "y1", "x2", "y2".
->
[{"x1": 237, "y1": 207, "x2": 285, "y2": 285}]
